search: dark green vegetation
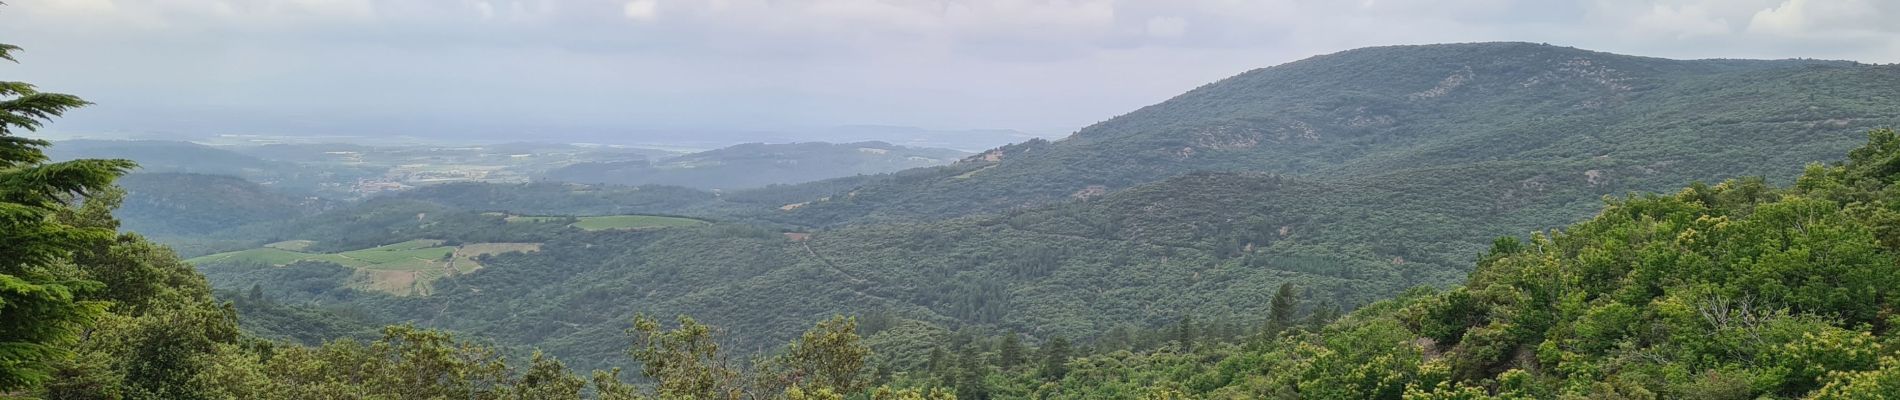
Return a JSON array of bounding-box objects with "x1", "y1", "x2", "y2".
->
[
  {"x1": 198, "y1": 170, "x2": 1484, "y2": 375},
  {"x1": 544, "y1": 141, "x2": 969, "y2": 190},
  {"x1": 775, "y1": 44, "x2": 1899, "y2": 227},
  {"x1": 113, "y1": 173, "x2": 325, "y2": 236},
  {"x1": 957, "y1": 128, "x2": 1900, "y2": 398}
]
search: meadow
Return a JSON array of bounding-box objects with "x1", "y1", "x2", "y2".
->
[{"x1": 187, "y1": 239, "x2": 540, "y2": 295}]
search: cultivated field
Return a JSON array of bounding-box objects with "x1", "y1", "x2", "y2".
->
[{"x1": 187, "y1": 239, "x2": 541, "y2": 296}]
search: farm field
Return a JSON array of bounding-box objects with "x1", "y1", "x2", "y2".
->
[
  {"x1": 187, "y1": 239, "x2": 541, "y2": 296},
  {"x1": 503, "y1": 214, "x2": 705, "y2": 231}
]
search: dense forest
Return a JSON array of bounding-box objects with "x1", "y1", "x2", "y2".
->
[
  {"x1": 768, "y1": 43, "x2": 1900, "y2": 228},
  {"x1": 15, "y1": 28, "x2": 1900, "y2": 399}
]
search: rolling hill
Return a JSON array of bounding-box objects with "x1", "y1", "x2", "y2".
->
[
  {"x1": 48, "y1": 139, "x2": 383, "y2": 195},
  {"x1": 769, "y1": 42, "x2": 1900, "y2": 227},
  {"x1": 114, "y1": 173, "x2": 325, "y2": 236}
]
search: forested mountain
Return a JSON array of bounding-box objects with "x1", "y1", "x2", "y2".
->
[
  {"x1": 543, "y1": 141, "x2": 969, "y2": 190},
  {"x1": 771, "y1": 43, "x2": 1899, "y2": 227},
  {"x1": 979, "y1": 128, "x2": 1900, "y2": 399},
  {"x1": 114, "y1": 173, "x2": 325, "y2": 236}
]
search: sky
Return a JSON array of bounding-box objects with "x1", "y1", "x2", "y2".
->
[{"x1": 3, "y1": 0, "x2": 1899, "y2": 144}]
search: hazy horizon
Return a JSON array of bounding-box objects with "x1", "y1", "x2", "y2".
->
[{"x1": 6, "y1": 0, "x2": 1898, "y2": 145}]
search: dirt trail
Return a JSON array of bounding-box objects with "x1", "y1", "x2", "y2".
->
[{"x1": 799, "y1": 241, "x2": 896, "y2": 304}]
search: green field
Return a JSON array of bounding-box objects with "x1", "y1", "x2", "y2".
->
[
  {"x1": 187, "y1": 239, "x2": 539, "y2": 296},
  {"x1": 505, "y1": 214, "x2": 705, "y2": 231}
]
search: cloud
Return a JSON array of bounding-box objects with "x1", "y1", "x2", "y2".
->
[
  {"x1": 1145, "y1": 16, "x2": 1188, "y2": 38},
  {"x1": 1748, "y1": 0, "x2": 1893, "y2": 36},
  {"x1": 622, "y1": 0, "x2": 658, "y2": 21},
  {"x1": 3, "y1": 0, "x2": 1898, "y2": 141},
  {"x1": 1630, "y1": 3, "x2": 1733, "y2": 37},
  {"x1": 471, "y1": 1, "x2": 495, "y2": 21}
]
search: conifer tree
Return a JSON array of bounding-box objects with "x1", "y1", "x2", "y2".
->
[
  {"x1": 0, "y1": 28, "x2": 136, "y2": 390},
  {"x1": 1038, "y1": 337, "x2": 1071, "y2": 381},
  {"x1": 1268, "y1": 283, "x2": 1300, "y2": 332},
  {"x1": 996, "y1": 333, "x2": 1024, "y2": 370}
]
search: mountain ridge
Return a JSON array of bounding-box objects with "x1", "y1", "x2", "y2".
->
[{"x1": 767, "y1": 42, "x2": 1898, "y2": 228}]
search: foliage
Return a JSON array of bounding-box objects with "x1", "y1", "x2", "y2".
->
[
  {"x1": 112, "y1": 173, "x2": 322, "y2": 236},
  {"x1": 0, "y1": 36, "x2": 137, "y2": 390},
  {"x1": 929, "y1": 129, "x2": 1900, "y2": 399}
]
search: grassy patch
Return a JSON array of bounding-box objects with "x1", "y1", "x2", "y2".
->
[
  {"x1": 187, "y1": 248, "x2": 368, "y2": 268},
  {"x1": 188, "y1": 240, "x2": 540, "y2": 296}
]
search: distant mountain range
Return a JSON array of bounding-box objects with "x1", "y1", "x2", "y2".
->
[{"x1": 770, "y1": 43, "x2": 1898, "y2": 227}]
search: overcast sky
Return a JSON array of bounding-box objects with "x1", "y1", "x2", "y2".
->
[{"x1": 4, "y1": 0, "x2": 1898, "y2": 143}]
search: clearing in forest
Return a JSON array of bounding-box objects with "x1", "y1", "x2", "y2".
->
[{"x1": 186, "y1": 239, "x2": 542, "y2": 296}]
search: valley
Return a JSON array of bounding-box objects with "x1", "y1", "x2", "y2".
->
[{"x1": 144, "y1": 43, "x2": 1900, "y2": 379}]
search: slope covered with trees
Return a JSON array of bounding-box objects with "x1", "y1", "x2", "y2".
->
[
  {"x1": 957, "y1": 128, "x2": 1900, "y2": 399},
  {"x1": 769, "y1": 43, "x2": 1900, "y2": 228},
  {"x1": 112, "y1": 173, "x2": 324, "y2": 237}
]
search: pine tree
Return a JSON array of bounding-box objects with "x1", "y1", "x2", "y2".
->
[
  {"x1": 996, "y1": 333, "x2": 1024, "y2": 370},
  {"x1": 1039, "y1": 337, "x2": 1071, "y2": 381},
  {"x1": 1268, "y1": 283, "x2": 1300, "y2": 332},
  {"x1": 0, "y1": 29, "x2": 136, "y2": 390},
  {"x1": 954, "y1": 344, "x2": 989, "y2": 399},
  {"x1": 1174, "y1": 315, "x2": 1199, "y2": 351}
]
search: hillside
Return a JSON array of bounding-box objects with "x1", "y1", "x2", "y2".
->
[
  {"x1": 193, "y1": 170, "x2": 1534, "y2": 371},
  {"x1": 964, "y1": 129, "x2": 1900, "y2": 399},
  {"x1": 543, "y1": 141, "x2": 969, "y2": 190},
  {"x1": 114, "y1": 173, "x2": 324, "y2": 236},
  {"x1": 771, "y1": 43, "x2": 1900, "y2": 227},
  {"x1": 48, "y1": 140, "x2": 382, "y2": 195}
]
